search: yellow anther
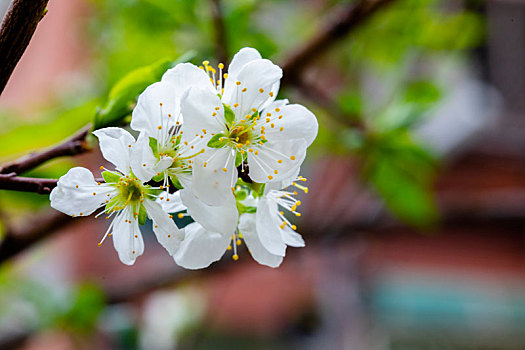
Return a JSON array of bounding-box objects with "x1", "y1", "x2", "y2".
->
[
  {"x1": 274, "y1": 170, "x2": 278, "y2": 174},
  {"x1": 259, "y1": 88, "x2": 264, "y2": 93},
  {"x1": 223, "y1": 73, "x2": 228, "y2": 79},
  {"x1": 236, "y1": 81, "x2": 241, "y2": 86},
  {"x1": 218, "y1": 63, "x2": 224, "y2": 69},
  {"x1": 215, "y1": 106, "x2": 220, "y2": 110},
  {"x1": 99, "y1": 166, "x2": 104, "y2": 170},
  {"x1": 157, "y1": 126, "x2": 162, "y2": 130},
  {"x1": 232, "y1": 254, "x2": 239, "y2": 261},
  {"x1": 75, "y1": 185, "x2": 79, "y2": 188},
  {"x1": 269, "y1": 92, "x2": 274, "y2": 97},
  {"x1": 291, "y1": 225, "x2": 297, "y2": 230},
  {"x1": 280, "y1": 127, "x2": 284, "y2": 131},
  {"x1": 178, "y1": 213, "x2": 184, "y2": 219},
  {"x1": 268, "y1": 175, "x2": 273, "y2": 180},
  {"x1": 97, "y1": 243, "x2": 101, "y2": 247},
  {"x1": 169, "y1": 215, "x2": 173, "y2": 218},
  {"x1": 236, "y1": 239, "x2": 242, "y2": 245},
  {"x1": 227, "y1": 245, "x2": 232, "y2": 251},
  {"x1": 93, "y1": 192, "x2": 96, "y2": 196},
  {"x1": 204, "y1": 162, "x2": 207, "y2": 167},
  {"x1": 290, "y1": 155, "x2": 296, "y2": 160},
  {"x1": 297, "y1": 201, "x2": 302, "y2": 206},
  {"x1": 223, "y1": 167, "x2": 227, "y2": 172},
  {"x1": 203, "y1": 60, "x2": 209, "y2": 65},
  {"x1": 242, "y1": 88, "x2": 247, "y2": 92},
  {"x1": 271, "y1": 123, "x2": 275, "y2": 128},
  {"x1": 212, "y1": 112, "x2": 217, "y2": 116},
  {"x1": 234, "y1": 103, "x2": 239, "y2": 107}
]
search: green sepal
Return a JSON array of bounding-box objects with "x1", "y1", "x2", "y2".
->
[
  {"x1": 138, "y1": 204, "x2": 148, "y2": 225},
  {"x1": 102, "y1": 171, "x2": 121, "y2": 184},
  {"x1": 170, "y1": 175, "x2": 184, "y2": 190},
  {"x1": 250, "y1": 182, "x2": 266, "y2": 198},
  {"x1": 236, "y1": 202, "x2": 257, "y2": 214},
  {"x1": 149, "y1": 137, "x2": 159, "y2": 156},
  {"x1": 151, "y1": 173, "x2": 164, "y2": 182},
  {"x1": 223, "y1": 104, "x2": 235, "y2": 126},
  {"x1": 235, "y1": 189, "x2": 248, "y2": 201},
  {"x1": 235, "y1": 151, "x2": 243, "y2": 167},
  {"x1": 207, "y1": 133, "x2": 228, "y2": 148}
]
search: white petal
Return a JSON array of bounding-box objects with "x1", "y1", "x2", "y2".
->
[
  {"x1": 239, "y1": 214, "x2": 283, "y2": 268},
  {"x1": 281, "y1": 226, "x2": 305, "y2": 247},
  {"x1": 180, "y1": 189, "x2": 238, "y2": 235},
  {"x1": 226, "y1": 47, "x2": 262, "y2": 82},
  {"x1": 92, "y1": 127, "x2": 135, "y2": 175},
  {"x1": 131, "y1": 132, "x2": 164, "y2": 183},
  {"x1": 264, "y1": 167, "x2": 301, "y2": 194},
  {"x1": 131, "y1": 81, "x2": 180, "y2": 136},
  {"x1": 191, "y1": 148, "x2": 237, "y2": 206},
  {"x1": 50, "y1": 167, "x2": 115, "y2": 216},
  {"x1": 161, "y1": 62, "x2": 216, "y2": 99},
  {"x1": 255, "y1": 197, "x2": 287, "y2": 256},
  {"x1": 247, "y1": 139, "x2": 307, "y2": 183},
  {"x1": 223, "y1": 59, "x2": 283, "y2": 118},
  {"x1": 111, "y1": 210, "x2": 144, "y2": 266},
  {"x1": 158, "y1": 191, "x2": 186, "y2": 213},
  {"x1": 262, "y1": 98, "x2": 289, "y2": 112},
  {"x1": 173, "y1": 222, "x2": 230, "y2": 269},
  {"x1": 263, "y1": 104, "x2": 318, "y2": 147},
  {"x1": 180, "y1": 86, "x2": 227, "y2": 141},
  {"x1": 143, "y1": 200, "x2": 184, "y2": 255}
]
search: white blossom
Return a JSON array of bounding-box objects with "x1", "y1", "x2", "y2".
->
[
  {"x1": 179, "y1": 47, "x2": 318, "y2": 206},
  {"x1": 50, "y1": 127, "x2": 184, "y2": 265}
]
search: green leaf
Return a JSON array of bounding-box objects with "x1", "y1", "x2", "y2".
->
[
  {"x1": 138, "y1": 204, "x2": 147, "y2": 225},
  {"x1": 149, "y1": 137, "x2": 159, "y2": 155},
  {"x1": 102, "y1": 171, "x2": 121, "y2": 183},
  {"x1": 207, "y1": 133, "x2": 228, "y2": 148},
  {"x1": 363, "y1": 130, "x2": 438, "y2": 227},
  {"x1": 93, "y1": 51, "x2": 195, "y2": 130},
  {"x1": 223, "y1": 104, "x2": 235, "y2": 126},
  {"x1": 56, "y1": 284, "x2": 105, "y2": 335}
]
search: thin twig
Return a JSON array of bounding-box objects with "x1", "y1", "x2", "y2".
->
[
  {"x1": 280, "y1": 0, "x2": 395, "y2": 86},
  {"x1": 0, "y1": 173, "x2": 57, "y2": 194},
  {"x1": 0, "y1": 210, "x2": 73, "y2": 264},
  {"x1": 210, "y1": 0, "x2": 229, "y2": 64},
  {"x1": 0, "y1": 0, "x2": 49, "y2": 95},
  {"x1": 0, "y1": 126, "x2": 91, "y2": 175}
]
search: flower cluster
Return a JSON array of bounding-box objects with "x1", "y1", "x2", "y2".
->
[{"x1": 50, "y1": 48, "x2": 318, "y2": 268}]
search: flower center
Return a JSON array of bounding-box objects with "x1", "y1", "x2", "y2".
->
[
  {"x1": 118, "y1": 177, "x2": 143, "y2": 204},
  {"x1": 229, "y1": 124, "x2": 252, "y2": 145}
]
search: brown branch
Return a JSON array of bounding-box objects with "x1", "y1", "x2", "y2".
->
[
  {"x1": 0, "y1": 210, "x2": 73, "y2": 264},
  {"x1": 0, "y1": 126, "x2": 91, "y2": 175},
  {"x1": 0, "y1": 173, "x2": 57, "y2": 194},
  {"x1": 210, "y1": 0, "x2": 229, "y2": 64},
  {"x1": 0, "y1": 0, "x2": 49, "y2": 95},
  {"x1": 280, "y1": 0, "x2": 395, "y2": 87}
]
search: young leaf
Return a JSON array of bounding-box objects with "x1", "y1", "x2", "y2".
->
[
  {"x1": 223, "y1": 104, "x2": 236, "y2": 126},
  {"x1": 207, "y1": 133, "x2": 228, "y2": 148}
]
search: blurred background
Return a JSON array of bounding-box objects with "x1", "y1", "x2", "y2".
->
[{"x1": 0, "y1": 0, "x2": 524, "y2": 349}]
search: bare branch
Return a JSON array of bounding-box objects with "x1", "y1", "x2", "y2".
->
[
  {"x1": 280, "y1": 0, "x2": 395, "y2": 86},
  {"x1": 0, "y1": 173, "x2": 57, "y2": 194},
  {"x1": 0, "y1": 126, "x2": 91, "y2": 175},
  {"x1": 0, "y1": 210, "x2": 73, "y2": 264},
  {"x1": 210, "y1": 0, "x2": 229, "y2": 65},
  {"x1": 0, "y1": 0, "x2": 49, "y2": 95}
]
